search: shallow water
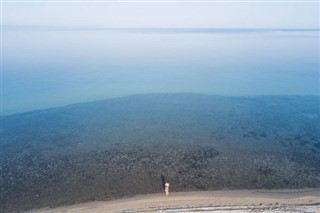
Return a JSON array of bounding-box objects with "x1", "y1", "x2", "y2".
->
[
  {"x1": 2, "y1": 94, "x2": 320, "y2": 212},
  {"x1": 3, "y1": 28, "x2": 319, "y2": 115}
]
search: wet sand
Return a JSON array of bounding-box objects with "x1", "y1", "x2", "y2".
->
[{"x1": 28, "y1": 189, "x2": 320, "y2": 213}]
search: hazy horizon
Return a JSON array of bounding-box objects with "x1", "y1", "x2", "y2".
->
[
  {"x1": 2, "y1": 2, "x2": 319, "y2": 115},
  {"x1": 3, "y1": 28, "x2": 319, "y2": 115}
]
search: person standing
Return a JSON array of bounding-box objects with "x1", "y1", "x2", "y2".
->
[{"x1": 161, "y1": 175, "x2": 170, "y2": 195}]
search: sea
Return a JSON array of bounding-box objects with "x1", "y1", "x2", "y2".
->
[
  {"x1": 2, "y1": 27, "x2": 320, "y2": 213},
  {"x1": 2, "y1": 27, "x2": 319, "y2": 115}
]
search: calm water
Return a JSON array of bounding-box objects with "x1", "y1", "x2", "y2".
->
[
  {"x1": 2, "y1": 28, "x2": 320, "y2": 213},
  {"x1": 3, "y1": 28, "x2": 319, "y2": 115}
]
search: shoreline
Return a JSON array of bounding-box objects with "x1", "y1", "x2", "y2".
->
[{"x1": 28, "y1": 189, "x2": 320, "y2": 213}]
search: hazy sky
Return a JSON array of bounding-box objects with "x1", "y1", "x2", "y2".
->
[{"x1": 3, "y1": 1, "x2": 319, "y2": 29}]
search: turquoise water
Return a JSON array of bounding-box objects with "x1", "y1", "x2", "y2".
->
[{"x1": 3, "y1": 28, "x2": 319, "y2": 115}]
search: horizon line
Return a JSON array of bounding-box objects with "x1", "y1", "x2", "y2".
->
[
  {"x1": 2, "y1": 25, "x2": 320, "y2": 33},
  {"x1": 3, "y1": 0, "x2": 320, "y2": 3}
]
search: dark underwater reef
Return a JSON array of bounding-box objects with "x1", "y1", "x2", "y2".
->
[{"x1": 1, "y1": 94, "x2": 320, "y2": 212}]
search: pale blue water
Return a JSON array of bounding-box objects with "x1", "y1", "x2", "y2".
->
[{"x1": 2, "y1": 28, "x2": 319, "y2": 115}]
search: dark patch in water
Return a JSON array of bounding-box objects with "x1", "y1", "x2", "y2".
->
[{"x1": 1, "y1": 94, "x2": 320, "y2": 212}]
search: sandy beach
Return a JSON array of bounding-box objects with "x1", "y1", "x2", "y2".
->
[{"x1": 28, "y1": 189, "x2": 320, "y2": 213}]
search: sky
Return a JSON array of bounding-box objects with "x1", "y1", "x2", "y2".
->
[{"x1": 3, "y1": 1, "x2": 319, "y2": 29}]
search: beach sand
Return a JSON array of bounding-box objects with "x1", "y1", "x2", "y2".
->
[{"x1": 28, "y1": 189, "x2": 320, "y2": 213}]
